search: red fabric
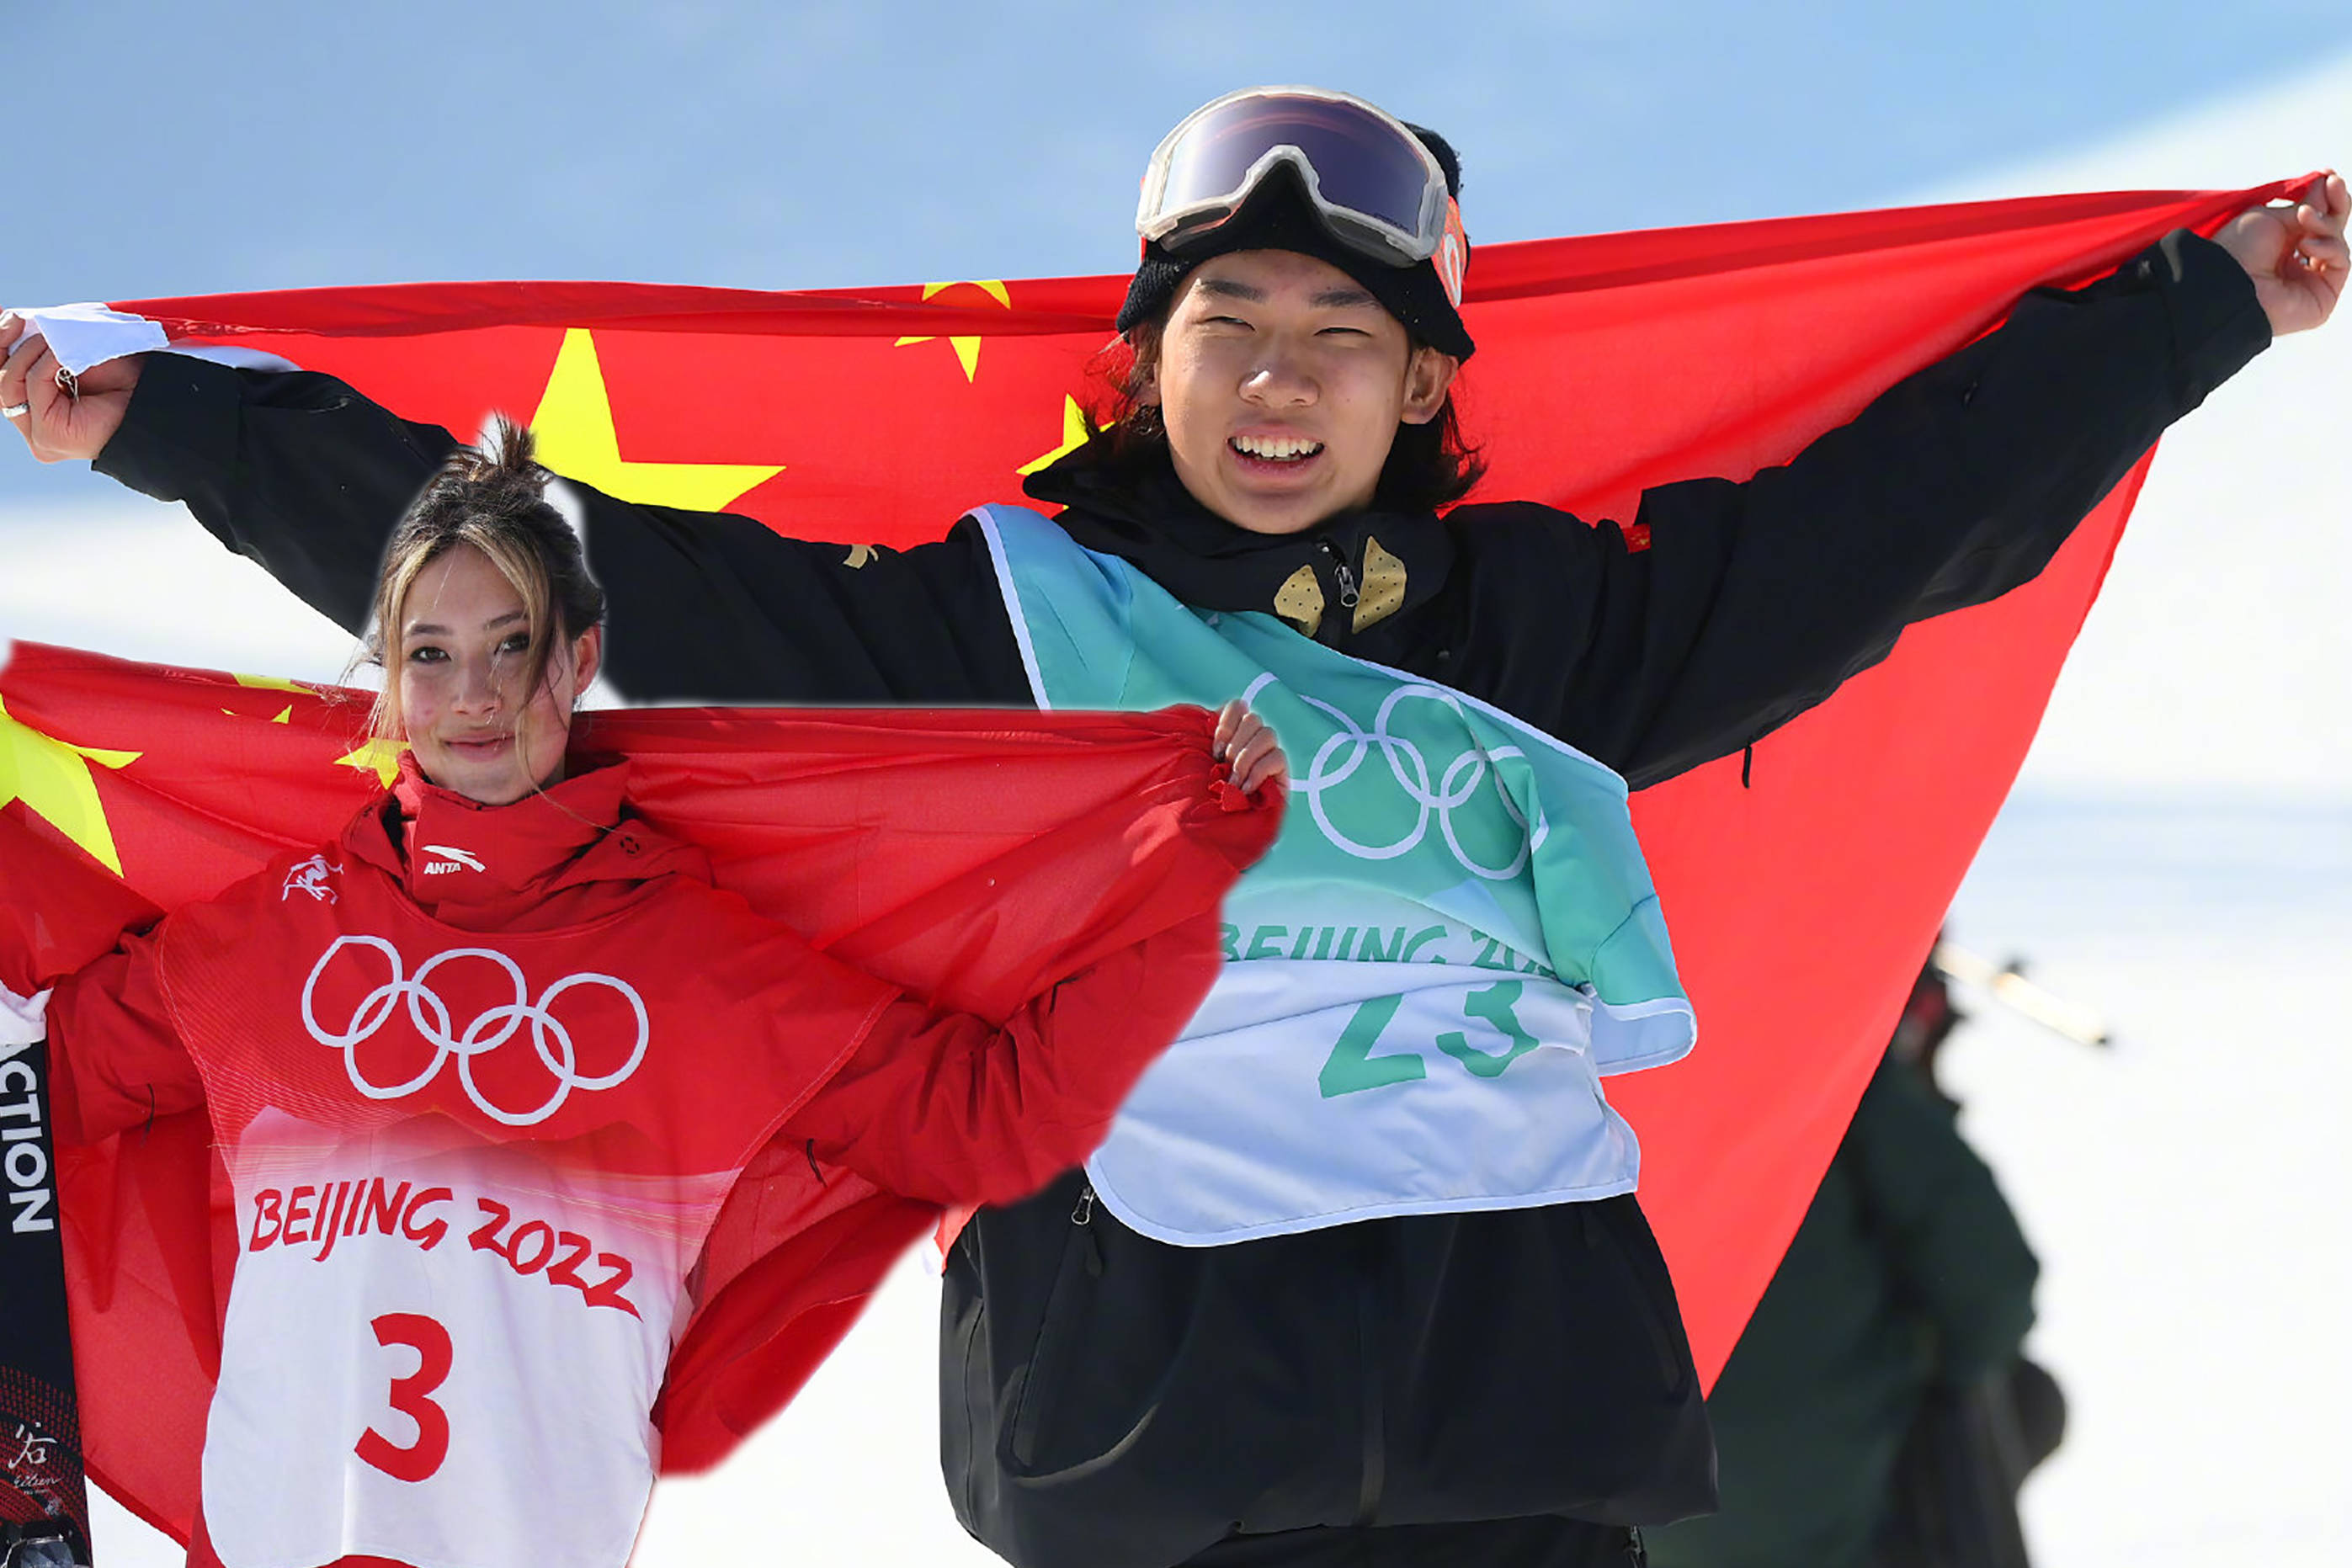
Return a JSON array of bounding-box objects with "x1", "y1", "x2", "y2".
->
[{"x1": 0, "y1": 644, "x2": 1277, "y2": 1545}]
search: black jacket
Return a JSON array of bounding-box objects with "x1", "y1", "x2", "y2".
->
[{"x1": 93, "y1": 231, "x2": 2265, "y2": 1565}]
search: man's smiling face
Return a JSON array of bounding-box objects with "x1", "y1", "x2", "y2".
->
[{"x1": 1144, "y1": 248, "x2": 1457, "y2": 535}]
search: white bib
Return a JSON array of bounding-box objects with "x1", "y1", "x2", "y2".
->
[
  {"x1": 1085, "y1": 960, "x2": 1687, "y2": 1245},
  {"x1": 201, "y1": 1120, "x2": 698, "y2": 1568}
]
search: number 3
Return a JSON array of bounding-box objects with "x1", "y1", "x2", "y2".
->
[
  {"x1": 1435, "y1": 981, "x2": 1541, "y2": 1077},
  {"x1": 356, "y1": 1311, "x2": 453, "y2": 1482}
]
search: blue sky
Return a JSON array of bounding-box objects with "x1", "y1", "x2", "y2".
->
[
  {"x1": 29, "y1": 0, "x2": 2351, "y2": 292},
  {"x1": 6, "y1": 0, "x2": 2344, "y2": 506}
]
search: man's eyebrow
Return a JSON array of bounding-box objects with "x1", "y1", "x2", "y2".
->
[
  {"x1": 1197, "y1": 277, "x2": 1379, "y2": 310},
  {"x1": 1197, "y1": 278, "x2": 1267, "y2": 302}
]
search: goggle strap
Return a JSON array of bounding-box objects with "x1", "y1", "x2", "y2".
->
[{"x1": 1435, "y1": 197, "x2": 1468, "y2": 309}]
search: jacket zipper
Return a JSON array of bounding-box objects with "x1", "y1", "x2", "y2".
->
[
  {"x1": 1317, "y1": 539, "x2": 1361, "y2": 611},
  {"x1": 1071, "y1": 1179, "x2": 1103, "y2": 1275}
]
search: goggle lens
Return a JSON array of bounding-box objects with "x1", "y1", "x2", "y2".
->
[{"x1": 1147, "y1": 92, "x2": 1445, "y2": 260}]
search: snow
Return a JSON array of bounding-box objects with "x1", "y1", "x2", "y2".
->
[
  {"x1": 1940, "y1": 795, "x2": 2352, "y2": 1565},
  {"x1": 8, "y1": 50, "x2": 2351, "y2": 1568},
  {"x1": 1899, "y1": 63, "x2": 2352, "y2": 1553},
  {"x1": 0, "y1": 498, "x2": 359, "y2": 686}
]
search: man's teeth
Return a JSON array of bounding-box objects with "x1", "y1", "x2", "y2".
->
[{"x1": 1232, "y1": 434, "x2": 1323, "y2": 460}]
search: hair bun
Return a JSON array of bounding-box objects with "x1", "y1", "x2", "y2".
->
[{"x1": 444, "y1": 412, "x2": 550, "y2": 501}]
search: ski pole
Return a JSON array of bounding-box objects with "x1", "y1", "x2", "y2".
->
[{"x1": 1931, "y1": 942, "x2": 2112, "y2": 1050}]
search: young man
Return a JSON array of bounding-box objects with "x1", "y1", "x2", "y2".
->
[{"x1": 3, "y1": 87, "x2": 2342, "y2": 1568}]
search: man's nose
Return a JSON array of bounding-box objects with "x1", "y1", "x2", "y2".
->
[{"x1": 1242, "y1": 344, "x2": 1317, "y2": 406}]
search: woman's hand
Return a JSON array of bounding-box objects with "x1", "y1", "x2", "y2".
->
[
  {"x1": 0, "y1": 313, "x2": 143, "y2": 461},
  {"x1": 1213, "y1": 697, "x2": 1289, "y2": 795},
  {"x1": 2216, "y1": 170, "x2": 2349, "y2": 338}
]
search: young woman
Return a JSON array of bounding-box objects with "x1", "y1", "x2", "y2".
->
[
  {"x1": 10, "y1": 422, "x2": 1284, "y2": 1568},
  {"x1": 2, "y1": 87, "x2": 2342, "y2": 1568}
]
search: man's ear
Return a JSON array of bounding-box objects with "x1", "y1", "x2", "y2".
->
[
  {"x1": 1129, "y1": 322, "x2": 1165, "y2": 408},
  {"x1": 1399, "y1": 346, "x2": 1460, "y2": 426}
]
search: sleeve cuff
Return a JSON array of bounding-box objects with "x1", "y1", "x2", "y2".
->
[
  {"x1": 2150, "y1": 229, "x2": 2274, "y2": 406},
  {"x1": 92, "y1": 350, "x2": 247, "y2": 505}
]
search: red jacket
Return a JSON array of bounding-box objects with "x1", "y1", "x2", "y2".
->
[{"x1": 40, "y1": 755, "x2": 1266, "y2": 1568}]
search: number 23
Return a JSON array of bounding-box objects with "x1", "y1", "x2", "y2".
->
[{"x1": 1318, "y1": 980, "x2": 1542, "y2": 1098}]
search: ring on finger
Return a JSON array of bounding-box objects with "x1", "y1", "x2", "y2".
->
[
  {"x1": 1, "y1": 401, "x2": 27, "y2": 419},
  {"x1": 53, "y1": 364, "x2": 77, "y2": 401}
]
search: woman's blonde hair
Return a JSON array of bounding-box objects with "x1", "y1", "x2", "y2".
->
[{"x1": 365, "y1": 416, "x2": 606, "y2": 745}]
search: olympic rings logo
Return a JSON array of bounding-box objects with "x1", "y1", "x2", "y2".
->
[
  {"x1": 301, "y1": 935, "x2": 650, "y2": 1127},
  {"x1": 1245, "y1": 674, "x2": 1549, "y2": 881}
]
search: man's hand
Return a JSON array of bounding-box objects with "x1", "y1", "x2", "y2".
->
[
  {"x1": 2216, "y1": 170, "x2": 2349, "y2": 338},
  {"x1": 0, "y1": 312, "x2": 142, "y2": 461}
]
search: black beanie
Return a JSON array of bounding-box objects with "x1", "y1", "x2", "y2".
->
[{"x1": 1115, "y1": 123, "x2": 1475, "y2": 360}]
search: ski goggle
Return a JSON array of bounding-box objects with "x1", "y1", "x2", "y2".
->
[{"x1": 1136, "y1": 86, "x2": 1469, "y2": 307}]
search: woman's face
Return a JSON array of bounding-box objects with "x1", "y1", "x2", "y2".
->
[
  {"x1": 395, "y1": 544, "x2": 599, "y2": 805},
  {"x1": 1144, "y1": 248, "x2": 1457, "y2": 536}
]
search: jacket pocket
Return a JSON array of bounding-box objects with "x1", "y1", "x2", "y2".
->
[
  {"x1": 1006, "y1": 1182, "x2": 1099, "y2": 1469},
  {"x1": 1584, "y1": 1202, "x2": 1690, "y2": 1398}
]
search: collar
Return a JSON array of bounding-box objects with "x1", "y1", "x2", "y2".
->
[
  {"x1": 346, "y1": 754, "x2": 650, "y2": 928},
  {"x1": 1022, "y1": 448, "x2": 1454, "y2": 646}
]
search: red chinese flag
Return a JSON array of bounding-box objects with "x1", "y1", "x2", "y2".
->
[{"x1": 3, "y1": 178, "x2": 2308, "y2": 1533}]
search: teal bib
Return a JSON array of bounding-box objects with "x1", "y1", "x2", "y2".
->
[{"x1": 976, "y1": 506, "x2": 1695, "y2": 1244}]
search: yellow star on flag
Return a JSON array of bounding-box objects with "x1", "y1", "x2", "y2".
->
[
  {"x1": 0, "y1": 695, "x2": 141, "y2": 876},
  {"x1": 895, "y1": 279, "x2": 1013, "y2": 382},
  {"x1": 1017, "y1": 396, "x2": 1100, "y2": 476},
  {"x1": 226, "y1": 674, "x2": 317, "y2": 724},
  {"x1": 529, "y1": 329, "x2": 785, "y2": 510},
  {"x1": 336, "y1": 737, "x2": 405, "y2": 789}
]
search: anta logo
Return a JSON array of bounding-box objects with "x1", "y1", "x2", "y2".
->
[
  {"x1": 301, "y1": 935, "x2": 649, "y2": 1126},
  {"x1": 420, "y1": 843, "x2": 486, "y2": 876},
  {"x1": 281, "y1": 855, "x2": 343, "y2": 903}
]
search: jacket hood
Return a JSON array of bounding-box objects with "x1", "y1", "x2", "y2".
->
[
  {"x1": 1022, "y1": 446, "x2": 1455, "y2": 646},
  {"x1": 343, "y1": 755, "x2": 709, "y2": 931}
]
